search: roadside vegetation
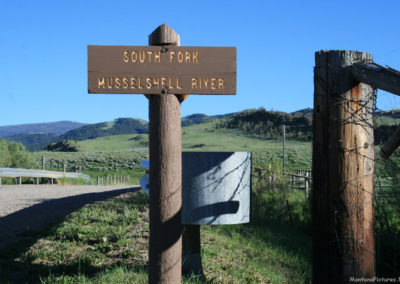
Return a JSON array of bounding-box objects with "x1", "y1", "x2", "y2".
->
[
  {"x1": 0, "y1": 139, "x2": 36, "y2": 169},
  {"x1": 0, "y1": 186, "x2": 312, "y2": 283},
  {"x1": 1, "y1": 114, "x2": 400, "y2": 282}
]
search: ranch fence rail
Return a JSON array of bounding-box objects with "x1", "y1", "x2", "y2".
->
[{"x1": 0, "y1": 168, "x2": 90, "y2": 185}]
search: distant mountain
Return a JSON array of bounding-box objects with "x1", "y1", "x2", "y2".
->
[
  {"x1": 2, "y1": 118, "x2": 149, "y2": 151},
  {"x1": 0, "y1": 121, "x2": 86, "y2": 138}
]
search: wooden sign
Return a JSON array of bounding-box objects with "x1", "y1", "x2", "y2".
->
[{"x1": 88, "y1": 46, "x2": 236, "y2": 95}]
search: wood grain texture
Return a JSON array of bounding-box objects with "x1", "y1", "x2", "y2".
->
[
  {"x1": 313, "y1": 50, "x2": 375, "y2": 283},
  {"x1": 148, "y1": 23, "x2": 182, "y2": 284},
  {"x1": 352, "y1": 62, "x2": 400, "y2": 96},
  {"x1": 149, "y1": 23, "x2": 181, "y2": 46},
  {"x1": 380, "y1": 124, "x2": 400, "y2": 159}
]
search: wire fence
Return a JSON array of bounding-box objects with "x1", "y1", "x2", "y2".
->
[
  {"x1": 314, "y1": 84, "x2": 400, "y2": 278},
  {"x1": 253, "y1": 87, "x2": 400, "y2": 278}
]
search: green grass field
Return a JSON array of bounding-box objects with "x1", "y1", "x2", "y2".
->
[
  {"x1": 61, "y1": 121, "x2": 312, "y2": 170},
  {"x1": 26, "y1": 121, "x2": 311, "y2": 185},
  {"x1": 77, "y1": 134, "x2": 148, "y2": 152},
  {"x1": 2, "y1": 119, "x2": 400, "y2": 281},
  {"x1": 0, "y1": 120, "x2": 314, "y2": 282},
  {"x1": 0, "y1": 191, "x2": 311, "y2": 283}
]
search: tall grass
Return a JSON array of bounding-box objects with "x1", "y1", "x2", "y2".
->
[{"x1": 0, "y1": 189, "x2": 312, "y2": 283}]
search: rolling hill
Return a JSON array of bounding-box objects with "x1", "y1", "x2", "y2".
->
[
  {"x1": 0, "y1": 121, "x2": 86, "y2": 138},
  {"x1": 60, "y1": 118, "x2": 148, "y2": 141},
  {"x1": 4, "y1": 107, "x2": 400, "y2": 151}
]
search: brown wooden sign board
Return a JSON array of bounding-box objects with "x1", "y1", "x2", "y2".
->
[{"x1": 88, "y1": 46, "x2": 236, "y2": 95}]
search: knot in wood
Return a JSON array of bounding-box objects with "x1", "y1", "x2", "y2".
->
[{"x1": 161, "y1": 87, "x2": 169, "y2": 95}]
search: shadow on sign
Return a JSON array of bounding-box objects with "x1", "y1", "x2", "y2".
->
[{"x1": 191, "y1": 200, "x2": 240, "y2": 221}]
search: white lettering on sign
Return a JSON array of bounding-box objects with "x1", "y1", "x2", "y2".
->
[
  {"x1": 123, "y1": 50, "x2": 199, "y2": 64},
  {"x1": 191, "y1": 77, "x2": 225, "y2": 90},
  {"x1": 97, "y1": 76, "x2": 226, "y2": 91},
  {"x1": 98, "y1": 76, "x2": 183, "y2": 90}
]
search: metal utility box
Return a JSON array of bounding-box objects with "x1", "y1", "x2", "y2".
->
[{"x1": 182, "y1": 152, "x2": 251, "y2": 225}]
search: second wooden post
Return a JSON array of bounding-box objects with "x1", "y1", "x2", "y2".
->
[{"x1": 313, "y1": 50, "x2": 375, "y2": 283}]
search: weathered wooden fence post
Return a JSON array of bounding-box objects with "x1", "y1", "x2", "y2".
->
[
  {"x1": 313, "y1": 50, "x2": 375, "y2": 283},
  {"x1": 42, "y1": 155, "x2": 46, "y2": 170},
  {"x1": 148, "y1": 24, "x2": 182, "y2": 283}
]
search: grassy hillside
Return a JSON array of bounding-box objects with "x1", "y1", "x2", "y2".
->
[
  {"x1": 4, "y1": 133, "x2": 59, "y2": 151},
  {"x1": 66, "y1": 121, "x2": 311, "y2": 171},
  {"x1": 60, "y1": 118, "x2": 148, "y2": 141},
  {"x1": 181, "y1": 112, "x2": 236, "y2": 126},
  {"x1": 6, "y1": 107, "x2": 400, "y2": 151},
  {"x1": 375, "y1": 109, "x2": 400, "y2": 126},
  {"x1": 77, "y1": 134, "x2": 148, "y2": 152},
  {"x1": 217, "y1": 108, "x2": 312, "y2": 140}
]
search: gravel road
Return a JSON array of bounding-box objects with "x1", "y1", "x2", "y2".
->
[{"x1": 0, "y1": 184, "x2": 141, "y2": 248}]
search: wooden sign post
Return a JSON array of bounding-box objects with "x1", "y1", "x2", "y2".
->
[
  {"x1": 148, "y1": 25, "x2": 182, "y2": 284},
  {"x1": 88, "y1": 24, "x2": 236, "y2": 283}
]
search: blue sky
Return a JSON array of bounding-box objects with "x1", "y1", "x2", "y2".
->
[{"x1": 1, "y1": 0, "x2": 400, "y2": 126}]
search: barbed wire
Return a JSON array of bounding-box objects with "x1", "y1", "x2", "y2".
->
[{"x1": 313, "y1": 84, "x2": 400, "y2": 276}]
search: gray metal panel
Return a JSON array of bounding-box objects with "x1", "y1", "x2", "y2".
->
[
  {"x1": 0, "y1": 168, "x2": 90, "y2": 181},
  {"x1": 182, "y1": 152, "x2": 251, "y2": 225}
]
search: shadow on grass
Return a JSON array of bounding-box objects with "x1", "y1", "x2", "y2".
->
[
  {"x1": 209, "y1": 212, "x2": 312, "y2": 281},
  {"x1": 0, "y1": 187, "x2": 141, "y2": 283}
]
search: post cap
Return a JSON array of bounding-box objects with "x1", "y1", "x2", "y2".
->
[{"x1": 149, "y1": 23, "x2": 180, "y2": 46}]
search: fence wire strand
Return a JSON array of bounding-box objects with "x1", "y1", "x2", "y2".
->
[{"x1": 313, "y1": 84, "x2": 400, "y2": 277}]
